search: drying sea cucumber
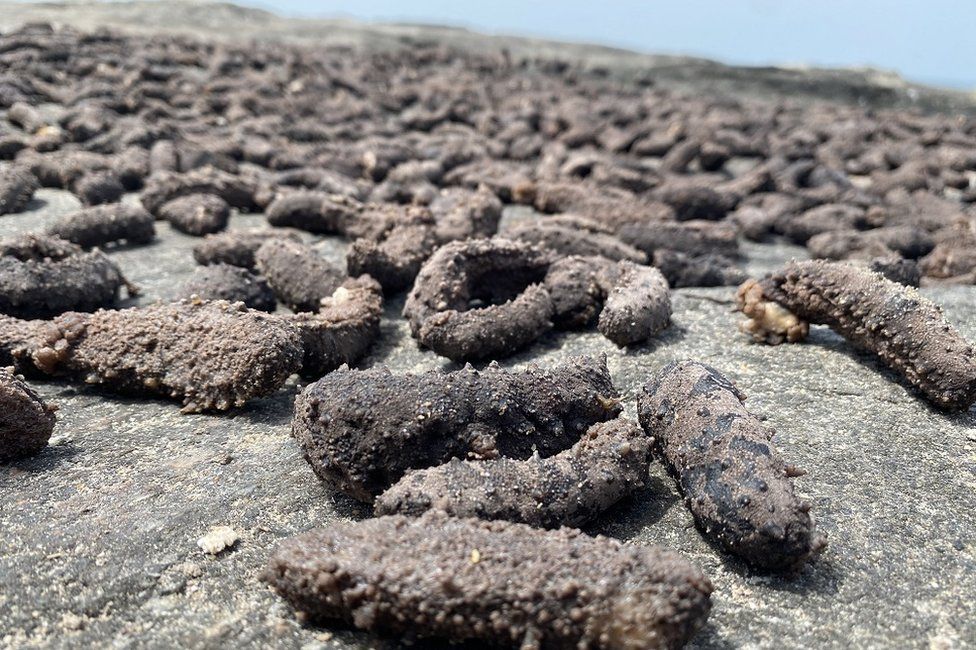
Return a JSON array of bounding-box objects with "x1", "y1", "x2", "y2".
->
[
  {"x1": 375, "y1": 417, "x2": 650, "y2": 528},
  {"x1": 0, "y1": 165, "x2": 37, "y2": 215},
  {"x1": 292, "y1": 355, "x2": 621, "y2": 500},
  {"x1": 284, "y1": 275, "x2": 383, "y2": 378},
  {"x1": 157, "y1": 192, "x2": 231, "y2": 236},
  {"x1": 263, "y1": 512, "x2": 712, "y2": 649},
  {"x1": 597, "y1": 261, "x2": 671, "y2": 346},
  {"x1": 0, "y1": 234, "x2": 133, "y2": 318},
  {"x1": 637, "y1": 360, "x2": 827, "y2": 571},
  {"x1": 46, "y1": 203, "x2": 156, "y2": 249},
  {"x1": 736, "y1": 259, "x2": 976, "y2": 409},
  {"x1": 0, "y1": 366, "x2": 57, "y2": 461},
  {"x1": 505, "y1": 215, "x2": 648, "y2": 263},
  {"x1": 23, "y1": 300, "x2": 302, "y2": 412},
  {"x1": 191, "y1": 229, "x2": 302, "y2": 270},
  {"x1": 176, "y1": 264, "x2": 276, "y2": 312},
  {"x1": 403, "y1": 238, "x2": 553, "y2": 361},
  {"x1": 255, "y1": 238, "x2": 346, "y2": 313}
]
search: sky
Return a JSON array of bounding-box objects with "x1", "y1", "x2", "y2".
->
[{"x1": 241, "y1": 0, "x2": 976, "y2": 90}]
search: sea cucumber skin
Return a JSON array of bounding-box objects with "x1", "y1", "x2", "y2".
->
[
  {"x1": 285, "y1": 275, "x2": 382, "y2": 379},
  {"x1": 292, "y1": 355, "x2": 622, "y2": 501},
  {"x1": 27, "y1": 300, "x2": 303, "y2": 413},
  {"x1": 737, "y1": 259, "x2": 976, "y2": 409},
  {"x1": 177, "y1": 264, "x2": 276, "y2": 312},
  {"x1": 263, "y1": 512, "x2": 713, "y2": 649},
  {"x1": 192, "y1": 229, "x2": 302, "y2": 270},
  {"x1": 637, "y1": 360, "x2": 827, "y2": 571},
  {"x1": 404, "y1": 238, "x2": 554, "y2": 361},
  {"x1": 598, "y1": 261, "x2": 672, "y2": 346},
  {"x1": 47, "y1": 204, "x2": 156, "y2": 249},
  {"x1": 0, "y1": 366, "x2": 56, "y2": 461},
  {"x1": 255, "y1": 238, "x2": 346, "y2": 313},
  {"x1": 0, "y1": 234, "x2": 131, "y2": 318},
  {"x1": 375, "y1": 417, "x2": 650, "y2": 528}
]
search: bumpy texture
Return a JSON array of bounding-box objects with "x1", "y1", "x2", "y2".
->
[
  {"x1": 544, "y1": 255, "x2": 620, "y2": 328},
  {"x1": 651, "y1": 250, "x2": 745, "y2": 288},
  {"x1": 284, "y1": 275, "x2": 383, "y2": 378},
  {"x1": 255, "y1": 238, "x2": 346, "y2": 313},
  {"x1": 0, "y1": 165, "x2": 37, "y2": 215},
  {"x1": 158, "y1": 193, "x2": 230, "y2": 236},
  {"x1": 141, "y1": 167, "x2": 258, "y2": 215},
  {"x1": 263, "y1": 512, "x2": 713, "y2": 649},
  {"x1": 617, "y1": 220, "x2": 739, "y2": 259},
  {"x1": 191, "y1": 229, "x2": 302, "y2": 270},
  {"x1": 598, "y1": 262, "x2": 672, "y2": 346},
  {"x1": 376, "y1": 418, "x2": 650, "y2": 528},
  {"x1": 0, "y1": 366, "x2": 57, "y2": 461},
  {"x1": 46, "y1": 204, "x2": 156, "y2": 249},
  {"x1": 25, "y1": 300, "x2": 302, "y2": 413},
  {"x1": 265, "y1": 191, "x2": 362, "y2": 234},
  {"x1": 506, "y1": 216, "x2": 648, "y2": 263},
  {"x1": 176, "y1": 264, "x2": 276, "y2": 312},
  {"x1": 541, "y1": 256, "x2": 672, "y2": 345},
  {"x1": 638, "y1": 360, "x2": 827, "y2": 571},
  {"x1": 292, "y1": 355, "x2": 622, "y2": 500},
  {"x1": 72, "y1": 170, "x2": 124, "y2": 206},
  {"x1": 345, "y1": 205, "x2": 439, "y2": 292},
  {"x1": 403, "y1": 238, "x2": 554, "y2": 361},
  {"x1": 737, "y1": 260, "x2": 976, "y2": 409},
  {"x1": 867, "y1": 257, "x2": 921, "y2": 287},
  {"x1": 0, "y1": 234, "x2": 132, "y2": 318},
  {"x1": 428, "y1": 186, "x2": 503, "y2": 241}
]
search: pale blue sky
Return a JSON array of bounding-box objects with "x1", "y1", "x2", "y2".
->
[{"x1": 242, "y1": 0, "x2": 975, "y2": 90}]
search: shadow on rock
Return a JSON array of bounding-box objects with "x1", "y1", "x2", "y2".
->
[
  {"x1": 5, "y1": 441, "x2": 80, "y2": 474},
  {"x1": 583, "y1": 475, "x2": 680, "y2": 539},
  {"x1": 714, "y1": 544, "x2": 843, "y2": 597},
  {"x1": 807, "y1": 326, "x2": 976, "y2": 420},
  {"x1": 218, "y1": 389, "x2": 297, "y2": 428},
  {"x1": 622, "y1": 321, "x2": 689, "y2": 356},
  {"x1": 688, "y1": 620, "x2": 740, "y2": 650},
  {"x1": 330, "y1": 491, "x2": 373, "y2": 521}
]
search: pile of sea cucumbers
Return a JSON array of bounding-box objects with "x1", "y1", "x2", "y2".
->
[{"x1": 2, "y1": 22, "x2": 975, "y2": 648}]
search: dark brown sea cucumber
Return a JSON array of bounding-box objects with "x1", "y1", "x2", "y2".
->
[
  {"x1": 24, "y1": 300, "x2": 302, "y2": 412},
  {"x1": 637, "y1": 360, "x2": 827, "y2": 571},
  {"x1": 176, "y1": 264, "x2": 276, "y2": 312},
  {"x1": 191, "y1": 229, "x2": 302, "y2": 270},
  {"x1": 0, "y1": 234, "x2": 133, "y2": 318},
  {"x1": 0, "y1": 366, "x2": 57, "y2": 461},
  {"x1": 157, "y1": 192, "x2": 230, "y2": 236},
  {"x1": 46, "y1": 203, "x2": 156, "y2": 249},
  {"x1": 140, "y1": 167, "x2": 258, "y2": 215},
  {"x1": 255, "y1": 238, "x2": 346, "y2": 313},
  {"x1": 403, "y1": 238, "x2": 553, "y2": 361},
  {"x1": 284, "y1": 275, "x2": 382, "y2": 378},
  {"x1": 263, "y1": 512, "x2": 712, "y2": 649},
  {"x1": 345, "y1": 205, "x2": 439, "y2": 292},
  {"x1": 598, "y1": 261, "x2": 671, "y2": 346},
  {"x1": 264, "y1": 190, "x2": 362, "y2": 235},
  {"x1": 505, "y1": 215, "x2": 648, "y2": 263},
  {"x1": 375, "y1": 417, "x2": 650, "y2": 528},
  {"x1": 736, "y1": 259, "x2": 976, "y2": 409},
  {"x1": 0, "y1": 165, "x2": 37, "y2": 215},
  {"x1": 291, "y1": 355, "x2": 621, "y2": 500}
]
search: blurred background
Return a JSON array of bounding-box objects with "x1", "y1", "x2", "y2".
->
[{"x1": 241, "y1": 0, "x2": 976, "y2": 90}]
